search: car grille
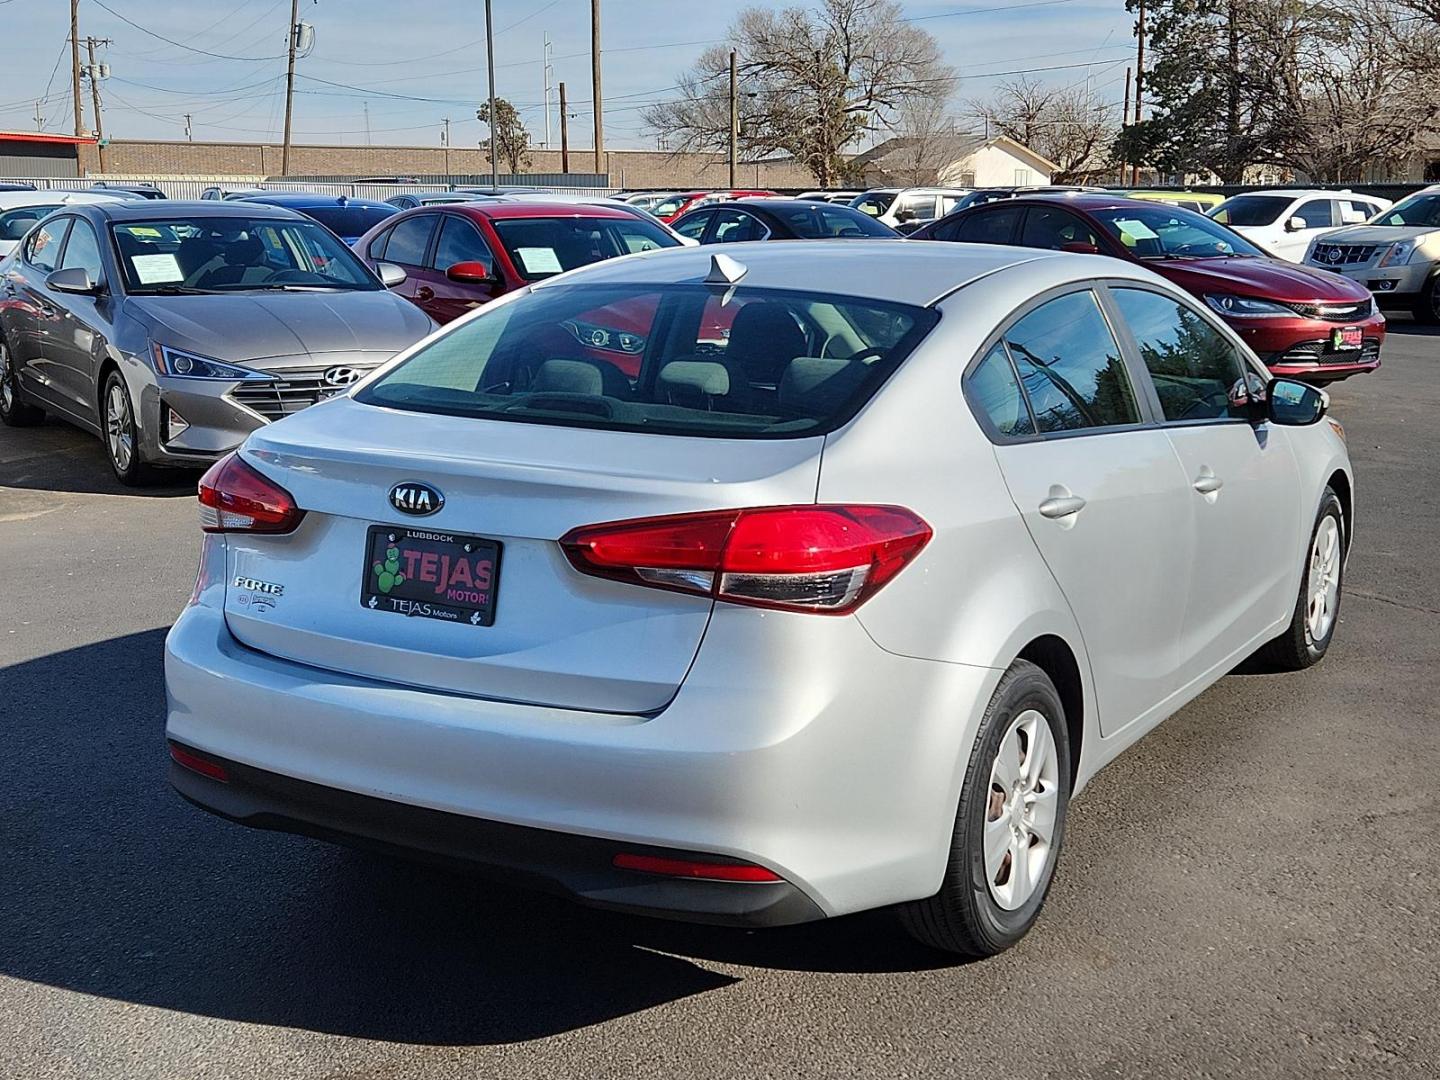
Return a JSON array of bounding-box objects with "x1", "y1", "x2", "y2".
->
[
  {"x1": 1309, "y1": 243, "x2": 1377, "y2": 267},
  {"x1": 1282, "y1": 300, "x2": 1374, "y2": 321},
  {"x1": 1271, "y1": 338, "x2": 1381, "y2": 366},
  {"x1": 230, "y1": 365, "x2": 378, "y2": 422}
]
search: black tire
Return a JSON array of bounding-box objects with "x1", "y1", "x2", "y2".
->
[
  {"x1": 899, "y1": 659, "x2": 1071, "y2": 957},
  {"x1": 1254, "y1": 488, "x2": 1345, "y2": 672},
  {"x1": 0, "y1": 334, "x2": 44, "y2": 427},
  {"x1": 1414, "y1": 274, "x2": 1440, "y2": 326},
  {"x1": 100, "y1": 370, "x2": 159, "y2": 486}
]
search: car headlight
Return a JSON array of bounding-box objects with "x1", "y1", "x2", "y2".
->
[
  {"x1": 1204, "y1": 294, "x2": 1294, "y2": 318},
  {"x1": 152, "y1": 344, "x2": 268, "y2": 380},
  {"x1": 565, "y1": 320, "x2": 645, "y2": 354},
  {"x1": 1377, "y1": 241, "x2": 1415, "y2": 267}
]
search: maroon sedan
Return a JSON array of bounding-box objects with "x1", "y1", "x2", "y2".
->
[
  {"x1": 353, "y1": 201, "x2": 680, "y2": 326},
  {"x1": 911, "y1": 195, "x2": 1385, "y2": 382}
]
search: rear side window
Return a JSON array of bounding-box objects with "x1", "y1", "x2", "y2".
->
[
  {"x1": 956, "y1": 207, "x2": 1021, "y2": 244},
  {"x1": 1295, "y1": 200, "x2": 1334, "y2": 228},
  {"x1": 1111, "y1": 288, "x2": 1249, "y2": 422},
  {"x1": 25, "y1": 218, "x2": 68, "y2": 272},
  {"x1": 355, "y1": 283, "x2": 938, "y2": 439},
  {"x1": 968, "y1": 343, "x2": 1035, "y2": 437},
  {"x1": 706, "y1": 208, "x2": 767, "y2": 244},
  {"x1": 672, "y1": 210, "x2": 712, "y2": 240},
  {"x1": 1002, "y1": 291, "x2": 1139, "y2": 433}
]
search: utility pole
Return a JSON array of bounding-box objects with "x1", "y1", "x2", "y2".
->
[
  {"x1": 484, "y1": 0, "x2": 499, "y2": 188},
  {"x1": 441, "y1": 117, "x2": 451, "y2": 147},
  {"x1": 1119, "y1": 66, "x2": 1130, "y2": 186},
  {"x1": 184, "y1": 113, "x2": 193, "y2": 141},
  {"x1": 70, "y1": 0, "x2": 84, "y2": 138},
  {"x1": 34, "y1": 101, "x2": 45, "y2": 132},
  {"x1": 728, "y1": 50, "x2": 738, "y2": 188},
  {"x1": 84, "y1": 37, "x2": 111, "y2": 172},
  {"x1": 590, "y1": 0, "x2": 603, "y2": 176},
  {"x1": 363, "y1": 100, "x2": 371, "y2": 145},
  {"x1": 559, "y1": 81, "x2": 570, "y2": 173},
  {"x1": 542, "y1": 34, "x2": 553, "y2": 149},
  {"x1": 1131, "y1": 0, "x2": 1145, "y2": 186},
  {"x1": 281, "y1": 0, "x2": 301, "y2": 176}
]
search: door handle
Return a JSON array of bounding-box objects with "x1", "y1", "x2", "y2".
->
[
  {"x1": 1192, "y1": 469, "x2": 1224, "y2": 496},
  {"x1": 415, "y1": 286, "x2": 435, "y2": 301},
  {"x1": 1039, "y1": 494, "x2": 1087, "y2": 519}
]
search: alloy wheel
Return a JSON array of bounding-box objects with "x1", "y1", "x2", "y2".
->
[
  {"x1": 0, "y1": 341, "x2": 13, "y2": 413},
  {"x1": 1306, "y1": 515, "x2": 1342, "y2": 644},
  {"x1": 105, "y1": 380, "x2": 134, "y2": 474},
  {"x1": 984, "y1": 708, "x2": 1060, "y2": 911}
]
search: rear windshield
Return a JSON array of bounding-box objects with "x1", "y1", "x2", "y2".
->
[
  {"x1": 0, "y1": 205, "x2": 61, "y2": 241},
  {"x1": 299, "y1": 204, "x2": 398, "y2": 237},
  {"x1": 355, "y1": 283, "x2": 937, "y2": 439},
  {"x1": 489, "y1": 216, "x2": 679, "y2": 280},
  {"x1": 1209, "y1": 195, "x2": 1292, "y2": 227}
]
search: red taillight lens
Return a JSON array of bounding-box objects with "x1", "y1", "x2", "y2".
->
[
  {"x1": 612, "y1": 852, "x2": 782, "y2": 882},
  {"x1": 560, "y1": 504, "x2": 931, "y2": 614},
  {"x1": 197, "y1": 452, "x2": 304, "y2": 534}
]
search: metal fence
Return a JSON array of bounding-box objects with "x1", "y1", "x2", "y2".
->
[{"x1": 0, "y1": 176, "x2": 619, "y2": 200}]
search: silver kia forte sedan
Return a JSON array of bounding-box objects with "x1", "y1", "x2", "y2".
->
[
  {"x1": 0, "y1": 200, "x2": 434, "y2": 483},
  {"x1": 165, "y1": 241, "x2": 1352, "y2": 956}
]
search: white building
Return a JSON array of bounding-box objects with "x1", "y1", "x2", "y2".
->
[{"x1": 853, "y1": 135, "x2": 1058, "y2": 188}]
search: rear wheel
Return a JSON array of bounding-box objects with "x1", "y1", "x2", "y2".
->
[
  {"x1": 0, "y1": 336, "x2": 44, "y2": 427},
  {"x1": 899, "y1": 660, "x2": 1071, "y2": 957},
  {"x1": 1414, "y1": 275, "x2": 1440, "y2": 325},
  {"x1": 102, "y1": 370, "x2": 158, "y2": 486},
  {"x1": 1255, "y1": 488, "x2": 1344, "y2": 671}
]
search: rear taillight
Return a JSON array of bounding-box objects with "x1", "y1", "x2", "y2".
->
[
  {"x1": 197, "y1": 452, "x2": 304, "y2": 534},
  {"x1": 612, "y1": 852, "x2": 782, "y2": 882},
  {"x1": 560, "y1": 504, "x2": 931, "y2": 614}
]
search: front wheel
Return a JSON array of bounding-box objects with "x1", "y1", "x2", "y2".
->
[
  {"x1": 1254, "y1": 488, "x2": 1345, "y2": 671},
  {"x1": 102, "y1": 371, "x2": 158, "y2": 486},
  {"x1": 899, "y1": 660, "x2": 1071, "y2": 957},
  {"x1": 1412, "y1": 275, "x2": 1440, "y2": 326}
]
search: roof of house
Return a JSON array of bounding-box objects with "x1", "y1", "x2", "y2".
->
[{"x1": 854, "y1": 134, "x2": 1060, "y2": 176}]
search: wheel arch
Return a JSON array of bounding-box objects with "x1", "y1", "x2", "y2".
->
[
  {"x1": 1326, "y1": 467, "x2": 1352, "y2": 553},
  {"x1": 1015, "y1": 635, "x2": 1084, "y2": 791}
]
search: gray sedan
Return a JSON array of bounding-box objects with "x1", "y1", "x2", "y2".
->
[{"x1": 0, "y1": 200, "x2": 434, "y2": 484}]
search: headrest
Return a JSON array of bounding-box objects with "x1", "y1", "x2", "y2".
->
[
  {"x1": 778, "y1": 357, "x2": 869, "y2": 415},
  {"x1": 530, "y1": 358, "x2": 628, "y2": 397}
]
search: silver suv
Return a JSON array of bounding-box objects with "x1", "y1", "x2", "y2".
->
[{"x1": 1303, "y1": 185, "x2": 1440, "y2": 323}]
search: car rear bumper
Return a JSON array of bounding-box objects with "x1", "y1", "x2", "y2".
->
[
  {"x1": 165, "y1": 600, "x2": 999, "y2": 923},
  {"x1": 169, "y1": 746, "x2": 824, "y2": 926}
]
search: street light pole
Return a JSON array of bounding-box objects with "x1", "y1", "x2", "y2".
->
[
  {"x1": 728, "y1": 50, "x2": 738, "y2": 188},
  {"x1": 591, "y1": 0, "x2": 603, "y2": 176},
  {"x1": 484, "y1": 0, "x2": 498, "y2": 188},
  {"x1": 70, "y1": 0, "x2": 84, "y2": 138}
]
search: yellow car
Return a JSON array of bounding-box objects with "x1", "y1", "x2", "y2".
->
[{"x1": 1122, "y1": 190, "x2": 1226, "y2": 214}]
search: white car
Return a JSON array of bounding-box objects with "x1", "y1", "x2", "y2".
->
[
  {"x1": 1209, "y1": 189, "x2": 1390, "y2": 262},
  {"x1": 849, "y1": 187, "x2": 971, "y2": 232},
  {"x1": 165, "y1": 241, "x2": 1352, "y2": 956},
  {"x1": 0, "y1": 190, "x2": 131, "y2": 258},
  {"x1": 1303, "y1": 185, "x2": 1440, "y2": 323}
]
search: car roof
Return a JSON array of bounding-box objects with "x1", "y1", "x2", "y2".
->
[
  {"x1": 238, "y1": 192, "x2": 393, "y2": 209},
  {"x1": 531, "y1": 239, "x2": 1079, "y2": 307},
  {"x1": 1221, "y1": 189, "x2": 1375, "y2": 200},
  {"x1": 730, "y1": 198, "x2": 863, "y2": 212},
  {"x1": 0, "y1": 190, "x2": 131, "y2": 209},
  {"x1": 982, "y1": 193, "x2": 1184, "y2": 213},
  {"x1": 443, "y1": 200, "x2": 638, "y2": 220},
  {"x1": 81, "y1": 199, "x2": 308, "y2": 221}
]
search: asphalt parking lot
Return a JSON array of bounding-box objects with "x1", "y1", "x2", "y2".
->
[{"x1": 2, "y1": 323, "x2": 1438, "y2": 1080}]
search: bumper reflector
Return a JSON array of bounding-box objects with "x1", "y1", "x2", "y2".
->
[
  {"x1": 168, "y1": 742, "x2": 229, "y2": 783},
  {"x1": 612, "y1": 852, "x2": 782, "y2": 882}
]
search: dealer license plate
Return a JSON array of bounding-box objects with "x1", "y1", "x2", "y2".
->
[
  {"x1": 1332, "y1": 326, "x2": 1363, "y2": 351},
  {"x1": 361, "y1": 524, "x2": 501, "y2": 627}
]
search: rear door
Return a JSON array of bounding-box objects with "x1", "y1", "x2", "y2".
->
[
  {"x1": 972, "y1": 287, "x2": 1195, "y2": 737},
  {"x1": 7, "y1": 217, "x2": 72, "y2": 414},
  {"x1": 1106, "y1": 284, "x2": 1303, "y2": 682},
  {"x1": 375, "y1": 212, "x2": 438, "y2": 308}
]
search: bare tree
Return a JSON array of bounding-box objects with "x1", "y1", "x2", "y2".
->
[
  {"x1": 970, "y1": 76, "x2": 1116, "y2": 183},
  {"x1": 644, "y1": 0, "x2": 954, "y2": 185},
  {"x1": 884, "y1": 93, "x2": 956, "y2": 186}
]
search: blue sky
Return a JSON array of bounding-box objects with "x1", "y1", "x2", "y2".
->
[{"x1": 0, "y1": 1, "x2": 1130, "y2": 149}]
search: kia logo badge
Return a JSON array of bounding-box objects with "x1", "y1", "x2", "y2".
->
[
  {"x1": 389, "y1": 482, "x2": 444, "y2": 516},
  {"x1": 323, "y1": 366, "x2": 363, "y2": 387}
]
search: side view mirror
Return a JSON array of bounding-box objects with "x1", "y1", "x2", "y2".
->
[
  {"x1": 1284, "y1": 216, "x2": 1307, "y2": 232},
  {"x1": 1060, "y1": 241, "x2": 1101, "y2": 254},
  {"x1": 375, "y1": 261, "x2": 407, "y2": 288},
  {"x1": 46, "y1": 267, "x2": 103, "y2": 295},
  {"x1": 1265, "y1": 377, "x2": 1328, "y2": 426},
  {"x1": 445, "y1": 260, "x2": 496, "y2": 285},
  {"x1": 895, "y1": 208, "x2": 917, "y2": 223}
]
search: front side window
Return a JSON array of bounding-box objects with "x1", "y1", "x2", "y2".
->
[
  {"x1": 366, "y1": 226, "x2": 394, "y2": 260},
  {"x1": 110, "y1": 217, "x2": 379, "y2": 293},
  {"x1": 431, "y1": 215, "x2": 492, "y2": 270},
  {"x1": 0, "y1": 205, "x2": 61, "y2": 243},
  {"x1": 489, "y1": 216, "x2": 678, "y2": 280},
  {"x1": 898, "y1": 195, "x2": 939, "y2": 222},
  {"x1": 1091, "y1": 205, "x2": 1265, "y2": 259},
  {"x1": 709, "y1": 209, "x2": 767, "y2": 243},
  {"x1": 59, "y1": 218, "x2": 103, "y2": 280},
  {"x1": 355, "y1": 283, "x2": 937, "y2": 439},
  {"x1": 968, "y1": 342, "x2": 1035, "y2": 437},
  {"x1": 1003, "y1": 290, "x2": 1140, "y2": 433},
  {"x1": 956, "y1": 206, "x2": 1022, "y2": 244},
  {"x1": 25, "y1": 219, "x2": 68, "y2": 272},
  {"x1": 1111, "y1": 288, "x2": 1249, "y2": 423},
  {"x1": 672, "y1": 210, "x2": 712, "y2": 240}
]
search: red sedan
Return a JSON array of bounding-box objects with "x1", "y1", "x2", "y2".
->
[
  {"x1": 649, "y1": 189, "x2": 780, "y2": 223},
  {"x1": 911, "y1": 195, "x2": 1384, "y2": 382}
]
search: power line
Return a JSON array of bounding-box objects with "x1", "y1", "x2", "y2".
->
[{"x1": 87, "y1": 0, "x2": 287, "y2": 61}]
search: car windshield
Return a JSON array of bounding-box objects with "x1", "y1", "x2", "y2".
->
[
  {"x1": 1369, "y1": 193, "x2": 1440, "y2": 228},
  {"x1": 0, "y1": 205, "x2": 62, "y2": 242},
  {"x1": 355, "y1": 283, "x2": 937, "y2": 439},
  {"x1": 650, "y1": 194, "x2": 698, "y2": 217},
  {"x1": 489, "y1": 216, "x2": 680, "y2": 280},
  {"x1": 111, "y1": 217, "x2": 381, "y2": 294},
  {"x1": 1090, "y1": 205, "x2": 1266, "y2": 259},
  {"x1": 851, "y1": 192, "x2": 897, "y2": 216},
  {"x1": 1209, "y1": 195, "x2": 1293, "y2": 227},
  {"x1": 772, "y1": 204, "x2": 897, "y2": 238},
  {"x1": 297, "y1": 204, "x2": 397, "y2": 237}
]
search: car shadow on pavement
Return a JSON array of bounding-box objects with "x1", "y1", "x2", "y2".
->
[
  {"x1": 0, "y1": 630, "x2": 952, "y2": 1048},
  {"x1": 1383, "y1": 316, "x2": 1440, "y2": 338},
  {"x1": 0, "y1": 418, "x2": 198, "y2": 498}
]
